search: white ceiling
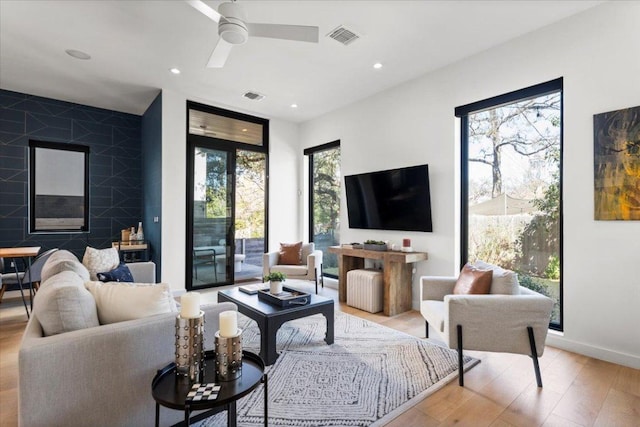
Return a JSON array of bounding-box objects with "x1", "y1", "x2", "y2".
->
[{"x1": 0, "y1": 0, "x2": 603, "y2": 123}]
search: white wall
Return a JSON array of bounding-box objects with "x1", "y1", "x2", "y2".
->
[
  {"x1": 267, "y1": 119, "x2": 301, "y2": 251},
  {"x1": 299, "y1": 1, "x2": 640, "y2": 368},
  {"x1": 160, "y1": 90, "x2": 300, "y2": 291}
]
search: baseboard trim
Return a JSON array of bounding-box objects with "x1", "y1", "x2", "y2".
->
[{"x1": 546, "y1": 334, "x2": 640, "y2": 369}]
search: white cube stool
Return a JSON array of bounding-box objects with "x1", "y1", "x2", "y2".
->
[{"x1": 347, "y1": 269, "x2": 383, "y2": 313}]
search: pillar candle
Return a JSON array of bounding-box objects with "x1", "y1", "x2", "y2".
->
[
  {"x1": 180, "y1": 292, "x2": 201, "y2": 318},
  {"x1": 219, "y1": 310, "x2": 238, "y2": 337}
]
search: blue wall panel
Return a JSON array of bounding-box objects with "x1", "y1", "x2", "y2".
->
[
  {"x1": 0, "y1": 89, "x2": 143, "y2": 262},
  {"x1": 141, "y1": 93, "x2": 162, "y2": 280}
]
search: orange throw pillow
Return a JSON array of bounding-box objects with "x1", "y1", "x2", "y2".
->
[
  {"x1": 453, "y1": 264, "x2": 493, "y2": 295},
  {"x1": 279, "y1": 242, "x2": 303, "y2": 265}
]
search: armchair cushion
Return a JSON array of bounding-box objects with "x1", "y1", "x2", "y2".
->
[
  {"x1": 279, "y1": 242, "x2": 302, "y2": 265},
  {"x1": 473, "y1": 260, "x2": 520, "y2": 295},
  {"x1": 270, "y1": 265, "x2": 308, "y2": 276},
  {"x1": 453, "y1": 264, "x2": 492, "y2": 295}
]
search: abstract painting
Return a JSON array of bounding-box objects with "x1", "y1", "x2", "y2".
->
[{"x1": 594, "y1": 105, "x2": 640, "y2": 220}]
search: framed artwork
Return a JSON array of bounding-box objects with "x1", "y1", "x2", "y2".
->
[{"x1": 593, "y1": 105, "x2": 640, "y2": 220}]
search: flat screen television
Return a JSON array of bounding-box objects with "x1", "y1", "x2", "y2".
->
[{"x1": 344, "y1": 164, "x2": 433, "y2": 232}]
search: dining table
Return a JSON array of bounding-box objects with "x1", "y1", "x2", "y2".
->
[{"x1": 0, "y1": 246, "x2": 41, "y2": 318}]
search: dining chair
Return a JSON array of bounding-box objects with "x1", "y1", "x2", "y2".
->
[{"x1": 0, "y1": 249, "x2": 59, "y2": 313}]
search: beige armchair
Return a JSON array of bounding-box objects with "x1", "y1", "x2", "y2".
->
[
  {"x1": 420, "y1": 262, "x2": 553, "y2": 387},
  {"x1": 263, "y1": 242, "x2": 323, "y2": 293}
]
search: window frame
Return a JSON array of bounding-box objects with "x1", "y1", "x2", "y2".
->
[
  {"x1": 304, "y1": 140, "x2": 341, "y2": 279},
  {"x1": 28, "y1": 140, "x2": 90, "y2": 233},
  {"x1": 455, "y1": 78, "x2": 564, "y2": 331}
]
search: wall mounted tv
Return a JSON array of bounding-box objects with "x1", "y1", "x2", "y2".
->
[{"x1": 344, "y1": 164, "x2": 433, "y2": 232}]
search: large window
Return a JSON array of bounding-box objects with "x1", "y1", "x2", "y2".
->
[
  {"x1": 29, "y1": 140, "x2": 89, "y2": 233},
  {"x1": 456, "y1": 79, "x2": 563, "y2": 330},
  {"x1": 305, "y1": 141, "x2": 341, "y2": 278}
]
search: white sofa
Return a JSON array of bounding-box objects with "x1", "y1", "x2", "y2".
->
[{"x1": 19, "y1": 251, "x2": 236, "y2": 427}]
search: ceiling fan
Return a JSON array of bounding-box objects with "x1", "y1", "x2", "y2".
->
[{"x1": 186, "y1": 0, "x2": 319, "y2": 68}]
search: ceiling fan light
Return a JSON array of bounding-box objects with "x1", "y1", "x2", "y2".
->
[{"x1": 219, "y1": 21, "x2": 248, "y2": 45}]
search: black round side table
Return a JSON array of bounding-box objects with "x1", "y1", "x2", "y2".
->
[{"x1": 152, "y1": 350, "x2": 267, "y2": 427}]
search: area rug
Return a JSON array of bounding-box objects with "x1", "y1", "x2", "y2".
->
[{"x1": 195, "y1": 312, "x2": 479, "y2": 427}]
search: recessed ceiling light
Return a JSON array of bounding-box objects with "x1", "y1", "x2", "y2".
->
[
  {"x1": 290, "y1": 103, "x2": 298, "y2": 108},
  {"x1": 65, "y1": 49, "x2": 91, "y2": 60},
  {"x1": 242, "y1": 128, "x2": 248, "y2": 132},
  {"x1": 170, "y1": 68, "x2": 181, "y2": 74},
  {"x1": 373, "y1": 62, "x2": 383, "y2": 69}
]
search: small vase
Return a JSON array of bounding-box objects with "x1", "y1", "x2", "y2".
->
[{"x1": 270, "y1": 280, "x2": 283, "y2": 294}]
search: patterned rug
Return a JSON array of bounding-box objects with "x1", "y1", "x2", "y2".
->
[{"x1": 195, "y1": 312, "x2": 479, "y2": 427}]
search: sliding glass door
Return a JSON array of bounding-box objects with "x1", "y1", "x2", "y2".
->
[
  {"x1": 234, "y1": 150, "x2": 267, "y2": 281},
  {"x1": 190, "y1": 146, "x2": 233, "y2": 288},
  {"x1": 186, "y1": 102, "x2": 269, "y2": 290}
]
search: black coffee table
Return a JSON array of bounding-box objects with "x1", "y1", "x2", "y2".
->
[
  {"x1": 218, "y1": 287, "x2": 334, "y2": 365},
  {"x1": 152, "y1": 350, "x2": 267, "y2": 427}
]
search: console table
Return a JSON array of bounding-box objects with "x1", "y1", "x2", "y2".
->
[{"x1": 328, "y1": 246, "x2": 428, "y2": 316}]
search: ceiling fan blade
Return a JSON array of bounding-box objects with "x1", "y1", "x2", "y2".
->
[
  {"x1": 207, "y1": 38, "x2": 233, "y2": 68},
  {"x1": 247, "y1": 23, "x2": 319, "y2": 43},
  {"x1": 185, "y1": 0, "x2": 222, "y2": 23}
]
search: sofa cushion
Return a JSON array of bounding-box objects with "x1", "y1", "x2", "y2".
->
[
  {"x1": 82, "y1": 246, "x2": 120, "y2": 281},
  {"x1": 453, "y1": 264, "x2": 492, "y2": 295},
  {"x1": 47, "y1": 249, "x2": 78, "y2": 263},
  {"x1": 41, "y1": 258, "x2": 90, "y2": 283},
  {"x1": 85, "y1": 281, "x2": 177, "y2": 324},
  {"x1": 33, "y1": 270, "x2": 99, "y2": 336},
  {"x1": 97, "y1": 262, "x2": 134, "y2": 283},
  {"x1": 473, "y1": 260, "x2": 520, "y2": 295},
  {"x1": 279, "y1": 242, "x2": 302, "y2": 265}
]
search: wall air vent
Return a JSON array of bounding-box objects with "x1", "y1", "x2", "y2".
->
[
  {"x1": 327, "y1": 25, "x2": 360, "y2": 46},
  {"x1": 243, "y1": 91, "x2": 265, "y2": 101}
]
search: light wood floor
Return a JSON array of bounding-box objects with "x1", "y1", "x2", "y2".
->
[{"x1": 1, "y1": 286, "x2": 638, "y2": 427}]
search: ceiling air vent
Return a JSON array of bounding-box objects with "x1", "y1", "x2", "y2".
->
[
  {"x1": 243, "y1": 91, "x2": 265, "y2": 101},
  {"x1": 327, "y1": 25, "x2": 360, "y2": 46}
]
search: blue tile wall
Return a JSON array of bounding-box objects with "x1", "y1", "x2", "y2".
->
[
  {"x1": 0, "y1": 89, "x2": 143, "y2": 263},
  {"x1": 141, "y1": 93, "x2": 162, "y2": 280}
]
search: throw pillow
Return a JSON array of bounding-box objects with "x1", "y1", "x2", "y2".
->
[
  {"x1": 85, "y1": 281, "x2": 177, "y2": 325},
  {"x1": 32, "y1": 270, "x2": 99, "y2": 336},
  {"x1": 279, "y1": 242, "x2": 302, "y2": 265},
  {"x1": 41, "y1": 258, "x2": 90, "y2": 283},
  {"x1": 453, "y1": 264, "x2": 493, "y2": 295},
  {"x1": 97, "y1": 262, "x2": 134, "y2": 283},
  {"x1": 473, "y1": 260, "x2": 520, "y2": 295},
  {"x1": 82, "y1": 246, "x2": 120, "y2": 281}
]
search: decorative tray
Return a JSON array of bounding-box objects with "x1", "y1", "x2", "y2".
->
[{"x1": 257, "y1": 287, "x2": 311, "y2": 308}]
